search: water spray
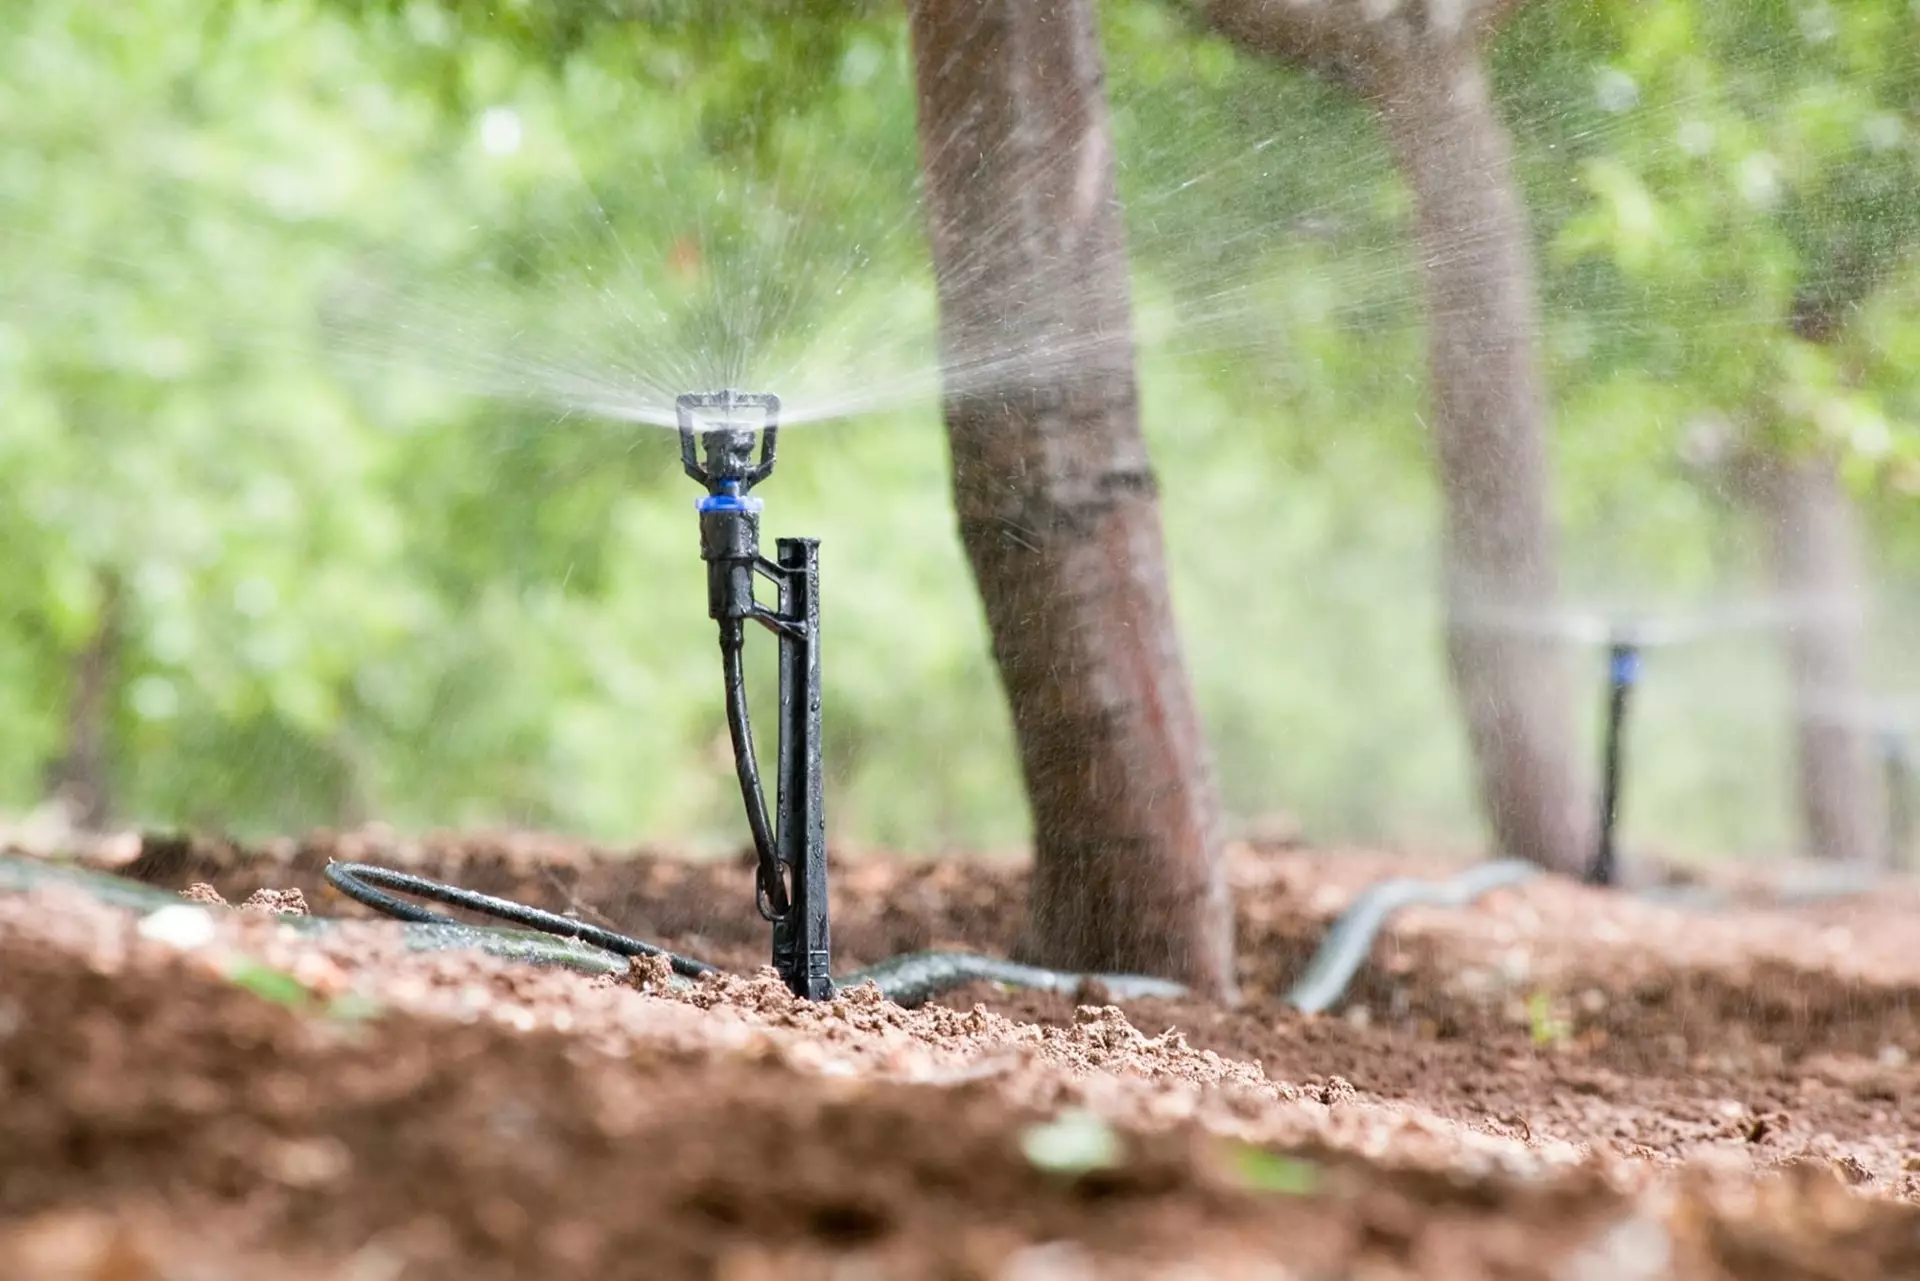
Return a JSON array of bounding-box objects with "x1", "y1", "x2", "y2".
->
[{"x1": 677, "y1": 390, "x2": 832, "y2": 1000}]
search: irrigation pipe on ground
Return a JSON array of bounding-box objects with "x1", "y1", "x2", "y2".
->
[
  {"x1": 0, "y1": 852, "x2": 1881, "y2": 1016},
  {"x1": 1279, "y1": 859, "x2": 1543, "y2": 1015},
  {"x1": 323, "y1": 856, "x2": 1887, "y2": 1011}
]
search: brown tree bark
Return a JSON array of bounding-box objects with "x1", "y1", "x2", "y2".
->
[
  {"x1": 1199, "y1": 0, "x2": 1589, "y2": 873},
  {"x1": 1689, "y1": 280, "x2": 1899, "y2": 866},
  {"x1": 1750, "y1": 448, "x2": 1879, "y2": 863},
  {"x1": 906, "y1": 0, "x2": 1236, "y2": 996}
]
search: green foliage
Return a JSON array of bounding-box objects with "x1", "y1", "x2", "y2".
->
[
  {"x1": 1525, "y1": 991, "x2": 1572, "y2": 1048},
  {"x1": 227, "y1": 955, "x2": 385, "y2": 1019},
  {"x1": 1223, "y1": 1144, "x2": 1321, "y2": 1196},
  {"x1": 226, "y1": 958, "x2": 316, "y2": 1008},
  {"x1": 1535, "y1": 0, "x2": 1920, "y2": 460},
  {"x1": 4, "y1": 0, "x2": 1920, "y2": 862}
]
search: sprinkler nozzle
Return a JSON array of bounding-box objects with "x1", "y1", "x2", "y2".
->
[
  {"x1": 679, "y1": 391, "x2": 781, "y2": 624},
  {"x1": 678, "y1": 390, "x2": 780, "y2": 498}
]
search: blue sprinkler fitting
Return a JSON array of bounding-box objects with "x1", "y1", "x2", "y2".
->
[{"x1": 1588, "y1": 638, "x2": 1642, "y2": 887}]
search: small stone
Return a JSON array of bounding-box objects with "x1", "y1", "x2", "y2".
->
[{"x1": 138, "y1": 905, "x2": 217, "y2": 951}]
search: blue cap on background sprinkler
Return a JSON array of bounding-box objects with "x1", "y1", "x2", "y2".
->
[{"x1": 1609, "y1": 643, "x2": 1641, "y2": 687}]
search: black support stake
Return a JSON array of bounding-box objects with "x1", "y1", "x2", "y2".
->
[
  {"x1": 773, "y1": 537, "x2": 832, "y2": 999},
  {"x1": 1588, "y1": 639, "x2": 1640, "y2": 887}
]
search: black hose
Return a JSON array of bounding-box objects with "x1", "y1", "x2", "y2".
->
[
  {"x1": 1281, "y1": 859, "x2": 1540, "y2": 1015},
  {"x1": 844, "y1": 951, "x2": 1189, "y2": 1008},
  {"x1": 719, "y1": 618, "x2": 789, "y2": 920},
  {"x1": 320, "y1": 857, "x2": 1548, "y2": 1012},
  {"x1": 322, "y1": 860, "x2": 1186, "y2": 1007},
  {"x1": 320, "y1": 855, "x2": 1884, "y2": 1018},
  {"x1": 323, "y1": 863, "x2": 721, "y2": 980},
  {"x1": 1281, "y1": 859, "x2": 1883, "y2": 1015},
  {"x1": 10, "y1": 849, "x2": 1878, "y2": 1018},
  {"x1": 322, "y1": 856, "x2": 1540, "y2": 1013}
]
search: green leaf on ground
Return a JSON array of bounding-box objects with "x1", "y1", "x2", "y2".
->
[
  {"x1": 1019, "y1": 1109, "x2": 1124, "y2": 1175},
  {"x1": 226, "y1": 959, "x2": 314, "y2": 1008},
  {"x1": 324, "y1": 992, "x2": 386, "y2": 1022},
  {"x1": 1225, "y1": 1143, "x2": 1322, "y2": 1196}
]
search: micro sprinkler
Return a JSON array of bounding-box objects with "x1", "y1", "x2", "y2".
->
[
  {"x1": 1586, "y1": 632, "x2": 1642, "y2": 888},
  {"x1": 317, "y1": 384, "x2": 1194, "y2": 1007},
  {"x1": 678, "y1": 389, "x2": 833, "y2": 1000}
]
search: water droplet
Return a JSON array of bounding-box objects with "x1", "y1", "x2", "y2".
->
[
  {"x1": 1594, "y1": 68, "x2": 1639, "y2": 115},
  {"x1": 131, "y1": 676, "x2": 180, "y2": 722},
  {"x1": 1736, "y1": 153, "x2": 1780, "y2": 208},
  {"x1": 233, "y1": 576, "x2": 278, "y2": 619},
  {"x1": 479, "y1": 106, "x2": 524, "y2": 157},
  {"x1": 139, "y1": 905, "x2": 218, "y2": 951},
  {"x1": 1798, "y1": 0, "x2": 1838, "y2": 43},
  {"x1": 1863, "y1": 112, "x2": 1904, "y2": 152}
]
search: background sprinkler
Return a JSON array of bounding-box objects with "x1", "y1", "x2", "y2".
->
[
  {"x1": 1456, "y1": 599, "x2": 1836, "y2": 889},
  {"x1": 678, "y1": 390, "x2": 833, "y2": 1001},
  {"x1": 1588, "y1": 634, "x2": 1642, "y2": 887}
]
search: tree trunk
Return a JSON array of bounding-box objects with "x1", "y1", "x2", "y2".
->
[
  {"x1": 43, "y1": 569, "x2": 124, "y2": 831},
  {"x1": 1752, "y1": 449, "x2": 1879, "y2": 863},
  {"x1": 1196, "y1": 0, "x2": 1586, "y2": 874},
  {"x1": 906, "y1": 0, "x2": 1236, "y2": 996},
  {"x1": 1370, "y1": 50, "x2": 1589, "y2": 874}
]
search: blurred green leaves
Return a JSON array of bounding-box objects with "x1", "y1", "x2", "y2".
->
[{"x1": 3, "y1": 0, "x2": 1919, "y2": 861}]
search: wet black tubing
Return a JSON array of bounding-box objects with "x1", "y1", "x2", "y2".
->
[
  {"x1": 842, "y1": 951, "x2": 1189, "y2": 1008},
  {"x1": 1281, "y1": 859, "x2": 1540, "y2": 1015},
  {"x1": 719, "y1": 619, "x2": 787, "y2": 919},
  {"x1": 324, "y1": 858, "x2": 1539, "y2": 1011},
  {"x1": 326, "y1": 856, "x2": 1873, "y2": 1016},
  {"x1": 1277, "y1": 860, "x2": 1881, "y2": 1016},
  {"x1": 323, "y1": 862, "x2": 722, "y2": 980},
  {"x1": 323, "y1": 861, "x2": 1185, "y2": 1006}
]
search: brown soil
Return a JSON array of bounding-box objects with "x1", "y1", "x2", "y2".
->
[{"x1": 4, "y1": 827, "x2": 1919, "y2": 1278}]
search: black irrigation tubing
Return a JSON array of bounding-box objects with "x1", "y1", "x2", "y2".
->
[
  {"x1": 323, "y1": 857, "x2": 1884, "y2": 1016},
  {"x1": 322, "y1": 861, "x2": 1188, "y2": 1007},
  {"x1": 321, "y1": 862, "x2": 723, "y2": 981},
  {"x1": 1281, "y1": 859, "x2": 1542, "y2": 1016}
]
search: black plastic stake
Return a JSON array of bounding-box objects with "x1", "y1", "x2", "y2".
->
[
  {"x1": 773, "y1": 537, "x2": 832, "y2": 999},
  {"x1": 679, "y1": 390, "x2": 834, "y2": 999},
  {"x1": 1587, "y1": 639, "x2": 1641, "y2": 887}
]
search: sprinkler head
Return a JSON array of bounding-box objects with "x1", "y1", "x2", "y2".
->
[
  {"x1": 678, "y1": 390, "x2": 780, "y2": 498},
  {"x1": 679, "y1": 391, "x2": 782, "y2": 623}
]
